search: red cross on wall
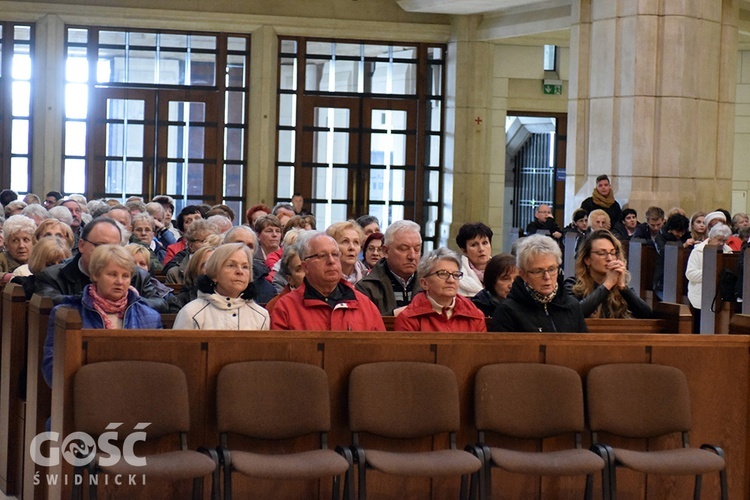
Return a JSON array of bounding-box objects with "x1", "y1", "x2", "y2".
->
[{"x1": 474, "y1": 116, "x2": 482, "y2": 125}]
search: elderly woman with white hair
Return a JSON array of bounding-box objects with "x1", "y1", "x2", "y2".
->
[
  {"x1": 394, "y1": 247, "x2": 486, "y2": 332},
  {"x1": 490, "y1": 234, "x2": 588, "y2": 332},
  {"x1": 0, "y1": 214, "x2": 37, "y2": 280},
  {"x1": 686, "y1": 222, "x2": 733, "y2": 313},
  {"x1": 172, "y1": 242, "x2": 270, "y2": 330}
]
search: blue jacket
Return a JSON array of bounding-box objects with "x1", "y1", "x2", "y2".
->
[{"x1": 42, "y1": 285, "x2": 162, "y2": 387}]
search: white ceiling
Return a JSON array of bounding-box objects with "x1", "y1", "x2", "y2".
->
[{"x1": 398, "y1": 0, "x2": 750, "y2": 50}]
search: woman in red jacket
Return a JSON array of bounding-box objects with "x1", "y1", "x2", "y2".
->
[{"x1": 394, "y1": 247, "x2": 487, "y2": 332}]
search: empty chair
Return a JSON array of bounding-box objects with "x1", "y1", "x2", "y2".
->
[
  {"x1": 587, "y1": 363, "x2": 727, "y2": 500},
  {"x1": 216, "y1": 361, "x2": 351, "y2": 500},
  {"x1": 73, "y1": 360, "x2": 218, "y2": 500},
  {"x1": 348, "y1": 361, "x2": 482, "y2": 500},
  {"x1": 473, "y1": 363, "x2": 606, "y2": 500}
]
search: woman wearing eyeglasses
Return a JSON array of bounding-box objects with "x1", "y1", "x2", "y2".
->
[
  {"x1": 490, "y1": 234, "x2": 587, "y2": 332},
  {"x1": 565, "y1": 230, "x2": 652, "y2": 319},
  {"x1": 394, "y1": 248, "x2": 487, "y2": 332}
]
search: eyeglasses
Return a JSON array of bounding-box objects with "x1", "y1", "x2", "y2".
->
[
  {"x1": 426, "y1": 270, "x2": 464, "y2": 281},
  {"x1": 591, "y1": 250, "x2": 618, "y2": 258},
  {"x1": 83, "y1": 238, "x2": 109, "y2": 248},
  {"x1": 304, "y1": 251, "x2": 342, "y2": 261},
  {"x1": 366, "y1": 246, "x2": 382, "y2": 253},
  {"x1": 526, "y1": 266, "x2": 559, "y2": 278}
]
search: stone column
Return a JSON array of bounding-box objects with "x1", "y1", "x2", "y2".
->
[
  {"x1": 566, "y1": 0, "x2": 738, "y2": 217},
  {"x1": 445, "y1": 16, "x2": 496, "y2": 249}
]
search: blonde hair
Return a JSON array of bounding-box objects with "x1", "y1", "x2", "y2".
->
[
  {"x1": 34, "y1": 219, "x2": 75, "y2": 249},
  {"x1": 204, "y1": 243, "x2": 254, "y2": 282},
  {"x1": 184, "y1": 245, "x2": 217, "y2": 288},
  {"x1": 571, "y1": 230, "x2": 631, "y2": 319},
  {"x1": 124, "y1": 243, "x2": 151, "y2": 264},
  {"x1": 88, "y1": 244, "x2": 136, "y2": 280},
  {"x1": 326, "y1": 220, "x2": 364, "y2": 244},
  {"x1": 27, "y1": 237, "x2": 72, "y2": 274}
]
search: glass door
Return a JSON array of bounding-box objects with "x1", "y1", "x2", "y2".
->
[
  {"x1": 298, "y1": 96, "x2": 418, "y2": 227},
  {"x1": 89, "y1": 87, "x2": 219, "y2": 209}
]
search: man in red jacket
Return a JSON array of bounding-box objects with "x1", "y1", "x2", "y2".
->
[{"x1": 270, "y1": 231, "x2": 385, "y2": 331}]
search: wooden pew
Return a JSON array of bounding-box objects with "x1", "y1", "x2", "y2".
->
[
  {"x1": 699, "y1": 249, "x2": 738, "y2": 334},
  {"x1": 47, "y1": 314, "x2": 748, "y2": 500},
  {"x1": 662, "y1": 241, "x2": 691, "y2": 303},
  {"x1": 628, "y1": 238, "x2": 656, "y2": 303},
  {"x1": 22, "y1": 294, "x2": 53, "y2": 500},
  {"x1": 0, "y1": 283, "x2": 28, "y2": 496},
  {"x1": 382, "y1": 301, "x2": 692, "y2": 334}
]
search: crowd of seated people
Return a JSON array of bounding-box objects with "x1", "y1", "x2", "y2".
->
[{"x1": 0, "y1": 184, "x2": 748, "y2": 393}]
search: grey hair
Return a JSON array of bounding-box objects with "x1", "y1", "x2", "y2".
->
[
  {"x1": 383, "y1": 220, "x2": 421, "y2": 247},
  {"x1": 87, "y1": 200, "x2": 111, "y2": 219},
  {"x1": 515, "y1": 234, "x2": 562, "y2": 271},
  {"x1": 132, "y1": 212, "x2": 155, "y2": 230},
  {"x1": 3, "y1": 214, "x2": 37, "y2": 241},
  {"x1": 708, "y1": 223, "x2": 731, "y2": 240},
  {"x1": 224, "y1": 225, "x2": 256, "y2": 244},
  {"x1": 417, "y1": 247, "x2": 461, "y2": 280},
  {"x1": 206, "y1": 214, "x2": 232, "y2": 232},
  {"x1": 49, "y1": 206, "x2": 73, "y2": 226},
  {"x1": 22, "y1": 203, "x2": 51, "y2": 221},
  {"x1": 294, "y1": 230, "x2": 335, "y2": 261},
  {"x1": 279, "y1": 244, "x2": 301, "y2": 279}
]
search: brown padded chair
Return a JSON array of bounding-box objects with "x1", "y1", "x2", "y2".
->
[
  {"x1": 216, "y1": 361, "x2": 352, "y2": 500},
  {"x1": 348, "y1": 361, "x2": 482, "y2": 500},
  {"x1": 587, "y1": 363, "x2": 727, "y2": 500},
  {"x1": 73, "y1": 360, "x2": 218, "y2": 500},
  {"x1": 473, "y1": 363, "x2": 607, "y2": 500}
]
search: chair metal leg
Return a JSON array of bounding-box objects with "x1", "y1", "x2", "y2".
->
[
  {"x1": 584, "y1": 473, "x2": 593, "y2": 500},
  {"x1": 220, "y1": 448, "x2": 232, "y2": 500},
  {"x1": 192, "y1": 477, "x2": 204, "y2": 500},
  {"x1": 332, "y1": 474, "x2": 341, "y2": 500},
  {"x1": 459, "y1": 474, "x2": 468, "y2": 500},
  {"x1": 700, "y1": 444, "x2": 728, "y2": 500},
  {"x1": 590, "y1": 443, "x2": 613, "y2": 500}
]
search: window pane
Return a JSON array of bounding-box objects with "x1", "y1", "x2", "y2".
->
[
  {"x1": 124, "y1": 161, "x2": 143, "y2": 194},
  {"x1": 190, "y1": 35, "x2": 215, "y2": 50},
  {"x1": 426, "y1": 135, "x2": 440, "y2": 167},
  {"x1": 427, "y1": 100, "x2": 441, "y2": 132},
  {"x1": 225, "y1": 91, "x2": 245, "y2": 124},
  {"x1": 224, "y1": 164, "x2": 242, "y2": 197},
  {"x1": 105, "y1": 160, "x2": 124, "y2": 193},
  {"x1": 426, "y1": 170, "x2": 440, "y2": 201},
  {"x1": 277, "y1": 166, "x2": 293, "y2": 199},
  {"x1": 280, "y1": 39, "x2": 296, "y2": 54},
  {"x1": 66, "y1": 84, "x2": 88, "y2": 119},
  {"x1": 190, "y1": 52, "x2": 216, "y2": 86},
  {"x1": 64, "y1": 159, "x2": 86, "y2": 193},
  {"x1": 65, "y1": 122, "x2": 87, "y2": 156},
  {"x1": 225, "y1": 128, "x2": 244, "y2": 161},
  {"x1": 11, "y1": 81, "x2": 30, "y2": 117},
  {"x1": 160, "y1": 33, "x2": 187, "y2": 49},
  {"x1": 227, "y1": 55, "x2": 246, "y2": 87},
  {"x1": 66, "y1": 54, "x2": 89, "y2": 83},
  {"x1": 11, "y1": 119, "x2": 29, "y2": 154},
  {"x1": 228, "y1": 36, "x2": 247, "y2": 52},
  {"x1": 14, "y1": 26, "x2": 30, "y2": 42},
  {"x1": 277, "y1": 130, "x2": 295, "y2": 163},
  {"x1": 128, "y1": 50, "x2": 156, "y2": 84},
  {"x1": 67, "y1": 28, "x2": 88, "y2": 44},
  {"x1": 10, "y1": 157, "x2": 28, "y2": 193},
  {"x1": 99, "y1": 31, "x2": 125, "y2": 45},
  {"x1": 12, "y1": 54, "x2": 31, "y2": 80},
  {"x1": 278, "y1": 94, "x2": 296, "y2": 127},
  {"x1": 428, "y1": 64, "x2": 442, "y2": 96},
  {"x1": 159, "y1": 51, "x2": 186, "y2": 85},
  {"x1": 306, "y1": 41, "x2": 332, "y2": 56},
  {"x1": 187, "y1": 163, "x2": 204, "y2": 195},
  {"x1": 334, "y1": 60, "x2": 359, "y2": 92},
  {"x1": 392, "y1": 62, "x2": 416, "y2": 94},
  {"x1": 279, "y1": 58, "x2": 297, "y2": 91}
]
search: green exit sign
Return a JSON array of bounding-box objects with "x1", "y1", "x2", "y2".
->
[{"x1": 543, "y1": 83, "x2": 562, "y2": 95}]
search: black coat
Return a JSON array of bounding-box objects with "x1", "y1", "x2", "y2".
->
[
  {"x1": 471, "y1": 289, "x2": 503, "y2": 317},
  {"x1": 34, "y1": 253, "x2": 169, "y2": 312},
  {"x1": 581, "y1": 197, "x2": 622, "y2": 227},
  {"x1": 490, "y1": 276, "x2": 588, "y2": 333}
]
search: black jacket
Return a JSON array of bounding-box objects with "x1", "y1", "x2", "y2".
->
[
  {"x1": 563, "y1": 276, "x2": 652, "y2": 319},
  {"x1": 581, "y1": 197, "x2": 622, "y2": 227},
  {"x1": 490, "y1": 276, "x2": 588, "y2": 333},
  {"x1": 34, "y1": 254, "x2": 169, "y2": 312},
  {"x1": 471, "y1": 289, "x2": 503, "y2": 317}
]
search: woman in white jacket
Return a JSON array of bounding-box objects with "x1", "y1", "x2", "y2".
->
[
  {"x1": 456, "y1": 222, "x2": 494, "y2": 297},
  {"x1": 686, "y1": 223, "x2": 732, "y2": 312},
  {"x1": 173, "y1": 242, "x2": 270, "y2": 330}
]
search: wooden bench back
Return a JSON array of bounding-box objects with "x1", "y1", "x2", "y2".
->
[{"x1": 45, "y1": 312, "x2": 749, "y2": 500}]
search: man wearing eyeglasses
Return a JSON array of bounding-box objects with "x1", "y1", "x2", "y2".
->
[
  {"x1": 356, "y1": 220, "x2": 423, "y2": 315},
  {"x1": 34, "y1": 218, "x2": 170, "y2": 312},
  {"x1": 270, "y1": 231, "x2": 385, "y2": 331}
]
